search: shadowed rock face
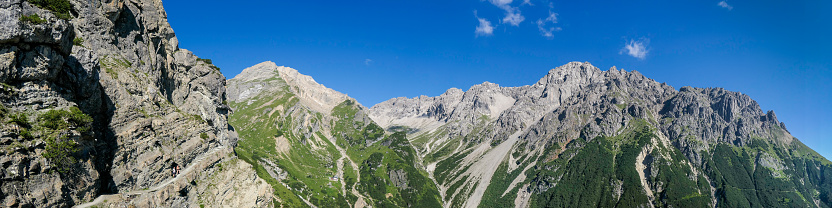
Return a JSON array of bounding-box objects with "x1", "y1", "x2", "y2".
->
[{"x1": 0, "y1": 0, "x2": 270, "y2": 207}]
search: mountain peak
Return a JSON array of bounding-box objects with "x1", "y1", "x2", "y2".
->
[
  {"x1": 228, "y1": 61, "x2": 351, "y2": 114},
  {"x1": 232, "y1": 61, "x2": 279, "y2": 82},
  {"x1": 537, "y1": 61, "x2": 602, "y2": 86},
  {"x1": 443, "y1": 87, "x2": 464, "y2": 96}
]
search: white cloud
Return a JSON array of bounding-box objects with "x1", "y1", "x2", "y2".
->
[
  {"x1": 718, "y1": 1, "x2": 733, "y2": 10},
  {"x1": 488, "y1": 0, "x2": 525, "y2": 26},
  {"x1": 544, "y1": 10, "x2": 557, "y2": 23},
  {"x1": 521, "y1": 0, "x2": 533, "y2": 6},
  {"x1": 502, "y1": 8, "x2": 525, "y2": 26},
  {"x1": 475, "y1": 17, "x2": 494, "y2": 36},
  {"x1": 536, "y1": 11, "x2": 560, "y2": 38},
  {"x1": 537, "y1": 20, "x2": 554, "y2": 38},
  {"x1": 620, "y1": 39, "x2": 649, "y2": 60},
  {"x1": 489, "y1": 0, "x2": 513, "y2": 7},
  {"x1": 536, "y1": 20, "x2": 561, "y2": 39},
  {"x1": 364, "y1": 59, "x2": 373, "y2": 66}
]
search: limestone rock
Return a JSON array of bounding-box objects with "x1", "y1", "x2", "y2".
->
[{"x1": 0, "y1": 0, "x2": 269, "y2": 207}]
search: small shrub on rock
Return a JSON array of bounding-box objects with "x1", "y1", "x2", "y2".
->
[{"x1": 26, "y1": 0, "x2": 72, "y2": 20}]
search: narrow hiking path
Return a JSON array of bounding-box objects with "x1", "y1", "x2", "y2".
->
[
  {"x1": 74, "y1": 146, "x2": 226, "y2": 208},
  {"x1": 336, "y1": 155, "x2": 347, "y2": 197},
  {"x1": 324, "y1": 132, "x2": 369, "y2": 208},
  {"x1": 299, "y1": 195, "x2": 319, "y2": 208}
]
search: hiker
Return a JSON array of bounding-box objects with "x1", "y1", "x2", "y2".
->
[{"x1": 171, "y1": 162, "x2": 179, "y2": 177}]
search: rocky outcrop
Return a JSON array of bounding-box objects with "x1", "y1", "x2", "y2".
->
[
  {"x1": 388, "y1": 169, "x2": 408, "y2": 189},
  {"x1": 1, "y1": 0, "x2": 270, "y2": 207},
  {"x1": 90, "y1": 150, "x2": 273, "y2": 208},
  {"x1": 659, "y1": 86, "x2": 792, "y2": 165},
  {"x1": 0, "y1": 1, "x2": 101, "y2": 206}
]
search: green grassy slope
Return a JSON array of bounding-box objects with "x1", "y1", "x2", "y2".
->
[{"x1": 229, "y1": 76, "x2": 441, "y2": 207}]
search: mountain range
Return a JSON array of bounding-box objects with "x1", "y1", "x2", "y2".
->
[{"x1": 0, "y1": 0, "x2": 829, "y2": 208}]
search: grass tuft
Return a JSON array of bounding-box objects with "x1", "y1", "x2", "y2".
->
[
  {"x1": 26, "y1": 0, "x2": 72, "y2": 19},
  {"x1": 19, "y1": 14, "x2": 46, "y2": 24}
]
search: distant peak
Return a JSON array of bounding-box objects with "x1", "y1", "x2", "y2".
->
[
  {"x1": 538, "y1": 61, "x2": 602, "y2": 86},
  {"x1": 444, "y1": 88, "x2": 464, "y2": 95},
  {"x1": 544, "y1": 61, "x2": 598, "y2": 75},
  {"x1": 253, "y1": 61, "x2": 277, "y2": 68},
  {"x1": 231, "y1": 61, "x2": 279, "y2": 82},
  {"x1": 228, "y1": 61, "x2": 351, "y2": 113}
]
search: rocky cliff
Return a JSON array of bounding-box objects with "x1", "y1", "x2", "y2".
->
[{"x1": 0, "y1": 0, "x2": 271, "y2": 207}]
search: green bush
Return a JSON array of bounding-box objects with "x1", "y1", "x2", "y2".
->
[
  {"x1": 196, "y1": 58, "x2": 220, "y2": 71},
  {"x1": 8, "y1": 113, "x2": 30, "y2": 128},
  {"x1": 19, "y1": 14, "x2": 46, "y2": 24},
  {"x1": 26, "y1": 0, "x2": 72, "y2": 20},
  {"x1": 196, "y1": 58, "x2": 213, "y2": 65},
  {"x1": 67, "y1": 107, "x2": 93, "y2": 132},
  {"x1": 39, "y1": 109, "x2": 66, "y2": 129},
  {"x1": 20, "y1": 130, "x2": 34, "y2": 140},
  {"x1": 73, "y1": 37, "x2": 84, "y2": 47},
  {"x1": 200, "y1": 132, "x2": 209, "y2": 140},
  {"x1": 38, "y1": 107, "x2": 93, "y2": 132},
  {"x1": 42, "y1": 135, "x2": 78, "y2": 174}
]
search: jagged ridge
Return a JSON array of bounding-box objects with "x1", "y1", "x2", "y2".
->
[{"x1": 370, "y1": 61, "x2": 832, "y2": 208}]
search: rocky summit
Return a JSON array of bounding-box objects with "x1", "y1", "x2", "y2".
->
[{"x1": 1, "y1": 0, "x2": 830, "y2": 208}]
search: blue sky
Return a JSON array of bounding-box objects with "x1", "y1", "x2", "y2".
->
[{"x1": 164, "y1": 0, "x2": 831, "y2": 158}]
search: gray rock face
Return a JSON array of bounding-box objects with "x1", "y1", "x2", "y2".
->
[
  {"x1": 0, "y1": 0, "x2": 270, "y2": 207},
  {"x1": 0, "y1": 1, "x2": 100, "y2": 207},
  {"x1": 388, "y1": 169, "x2": 408, "y2": 189},
  {"x1": 372, "y1": 62, "x2": 672, "y2": 147},
  {"x1": 658, "y1": 86, "x2": 791, "y2": 164}
]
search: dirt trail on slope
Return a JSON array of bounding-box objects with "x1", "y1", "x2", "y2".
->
[
  {"x1": 326, "y1": 133, "x2": 369, "y2": 208},
  {"x1": 74, "y1": 147, "x2": 226, "y2": 208},
  {"x1": 299, "y1": 196, "x2": 319, "y2": 208}
]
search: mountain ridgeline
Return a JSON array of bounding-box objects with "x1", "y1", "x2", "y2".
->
[
  {"x1": 369, "y1": 62, "x2": 832, "y2": 208},
  {"x1": 0, "y1": 0, "x2": 829, "y2": 207},
  {"x1": 228, "y1": 61, "x2": 831, "y2": 208}
]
